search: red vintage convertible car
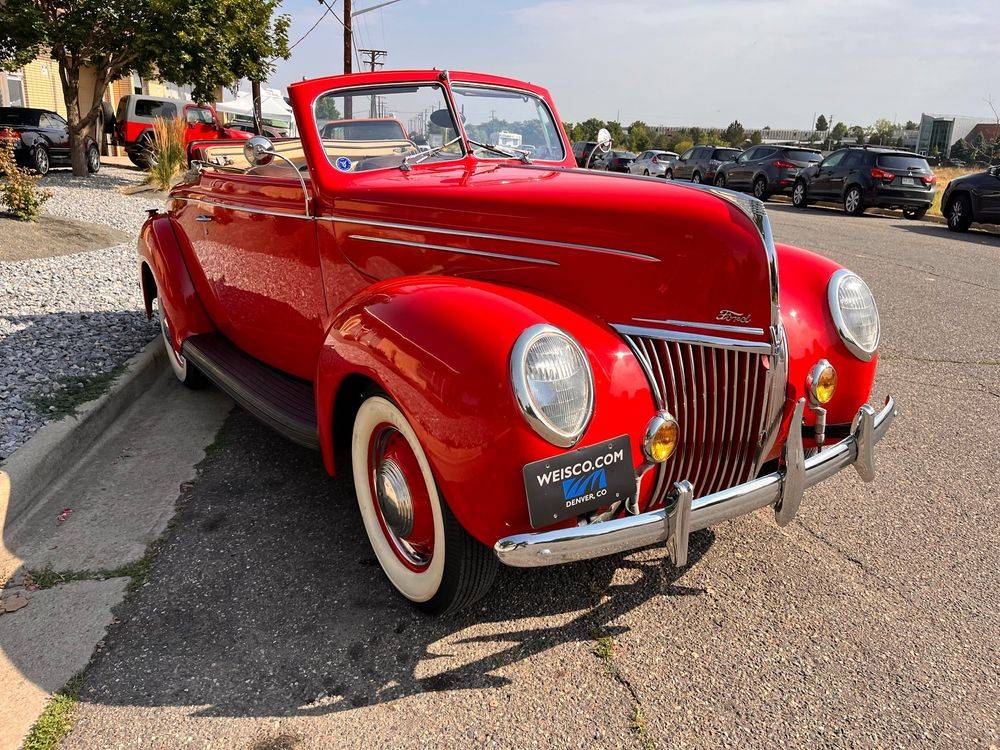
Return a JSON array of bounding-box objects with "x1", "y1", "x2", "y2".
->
[{"x1": 137, "y1": 69, "x2": 895, "y2": 614}]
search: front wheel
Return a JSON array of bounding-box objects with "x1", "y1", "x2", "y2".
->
[
  {"x1": 714, "y1": 173, "x2": 726, "y2": 187},
  {"x1": 692, "y1": 171, "x2": 703, "y2": 184},
  {"x1": 947, "y1": 195, "x2": 972, "y2": 232},
  {"x1": 643, "y1": 169, "x2": 650, "y2": 176},
  {"x1": 843, "y1": 186, "x2": 865, "y2": 216},
  {"x1": 664, "y1": 169, "x2": 673, "y2": 180},
  {"x1": 86, "y1": 145, "x2": 101, "y2": 173},
  {"x1": 902, "y1": 206, "x2": 928, "y2": 220},
  {"x1": 792, "y1": 181, "x2": 810, "y2": 208},
  {"x1": 352, "y1": 394, "x2": 498, "y2": 615}
]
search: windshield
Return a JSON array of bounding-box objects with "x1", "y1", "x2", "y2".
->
[
  {"x1": 314, "y1": 83, "x2": 463, "y2": 173},
  {"x1": 451, "y1": 84, "x2": 565, "y2": 161}
]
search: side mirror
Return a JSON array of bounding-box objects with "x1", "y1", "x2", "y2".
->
[
  {"x1": 990, "y1": 165, "x2": 1000, "y2": 178},
  {"x1": 243, "y1": 135, "x2": 275, "y2": 166},
  {"x1": 596, "y1": 127, "x2": 612, "y2": 154}
]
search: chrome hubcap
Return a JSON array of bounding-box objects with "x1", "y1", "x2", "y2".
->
[{"x1": 375, "y1": 458, "x2": 414, "y2": 537}]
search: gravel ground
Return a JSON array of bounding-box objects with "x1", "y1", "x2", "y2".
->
[
  {"x1": 62, "y1": 209, "x2": 999, "y2": 748},
  {"x1": 0, "y1": 166, "x2": 162, "y2": 460}
]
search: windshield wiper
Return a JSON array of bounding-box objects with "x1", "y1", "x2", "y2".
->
[
  {"x1": 399, "y1": 136, "x2": 463, "y2": 171},
  {"x1": 467, "y1": 139, "x2": 532, "y2": 164}
]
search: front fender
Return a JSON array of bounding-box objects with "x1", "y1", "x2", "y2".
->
[
  {"x1": 777, "y1": 243, "x2": 878, "y2": 431},
  {"x1": 315, "y1": 276, "x2": 656, "y2": 546},
  {"x1": 137, "y1": 214, "x2": 215, "y2": 349}
]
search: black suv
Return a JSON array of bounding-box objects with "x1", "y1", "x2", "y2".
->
[
  {"x1": 572, "y1": 140, "x2": 604, "y2": 168},
  {"x1": 940, "y1": 165, "x2": 1000, "y2": 231},
  {"x1": 715, "y1": 145, "x2": 822, "y2": 200},
  {"x1": 792, "y1": 147, "x2": 936, "y2": 218},
  {"x1": 667, "y1": 145, "x2": 740, "y2": 183}
]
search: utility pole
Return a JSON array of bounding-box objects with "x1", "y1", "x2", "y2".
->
[
  {"x1": 359, "y1": 48, "x2": 387, "y2": 72},
  {"x1": 343, "y1": 0, "x2": 352, "y2": 75}
]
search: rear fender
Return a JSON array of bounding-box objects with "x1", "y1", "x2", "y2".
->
[
  {"x1": 314, "y1": 276, "x2": 656, "y2": 546},
  {"x1": 137, "y1": 213, "x2": 215, "y2": 350}
]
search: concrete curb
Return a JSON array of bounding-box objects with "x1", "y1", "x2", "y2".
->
[{"x1": 1, "y1": 338, "x2": 166, "y2": 531}]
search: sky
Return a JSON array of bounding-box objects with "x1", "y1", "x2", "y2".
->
[{"x1": 267, "y1": 0, "x2": 1000, "y2": 130}]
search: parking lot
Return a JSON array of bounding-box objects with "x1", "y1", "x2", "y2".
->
[{"x1": 54, "y1": 206, "x2": 1000, "y2": 749}]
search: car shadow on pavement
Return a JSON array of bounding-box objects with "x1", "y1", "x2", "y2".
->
[
  {"x1": 897, "y1": 223, "x2": 1000, "y2": 245},
  {"x1": 60, "y1": 407, "x2": 715, "y2": 719}
]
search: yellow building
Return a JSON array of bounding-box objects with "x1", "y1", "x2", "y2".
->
[{"x1": 1, "y1": 55, "x2": 192, "y2": 154}]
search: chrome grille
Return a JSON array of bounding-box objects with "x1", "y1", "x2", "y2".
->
[{"x1": 624, "y1": 335, "x2": 771, "y2": 503}]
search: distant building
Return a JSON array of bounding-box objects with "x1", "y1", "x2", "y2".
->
[
  {"x1": 915, "y1": 113, "x2": 990, "y2": 156},
  {"x1": 964, "y1": 122, "x2": 1000, "y2": 145}
]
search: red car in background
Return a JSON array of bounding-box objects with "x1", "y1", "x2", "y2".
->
[
  {"x1": 114, "y1": 95, "x2": 249, "y2": 167},
  {"x1": 137, "y1": 69, "x2": 895, "y2": 614}
]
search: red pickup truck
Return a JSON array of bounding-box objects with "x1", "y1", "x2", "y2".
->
[{"x1": 114, "y1": 95, "x2": 249, "y2": 167}]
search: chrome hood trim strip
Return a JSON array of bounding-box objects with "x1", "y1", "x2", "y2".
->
[
  {"x1": 634, "y1": 317, "x2": 766, "y2": 336},
  {"x1": 348, "y1": 234, "x2": 559, "y2": 266}
]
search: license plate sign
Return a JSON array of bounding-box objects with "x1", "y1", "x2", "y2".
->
[
  {"x1": 522, "y1": 435, "x2": 634, "y2": 528},
  {"x1": 902, "y1": 177, "x2": 915, "y2": 186}
]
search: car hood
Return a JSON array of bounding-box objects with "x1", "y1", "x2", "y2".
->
[{"x1": 330, "y1": 163, "x2": 775, "y2": 344}]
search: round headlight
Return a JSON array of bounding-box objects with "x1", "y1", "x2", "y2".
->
[
  {"x1": 828, "y1": 269, "x2": 880, "y2": 360},
  {"x1": 511, "y1": 324, "x2": 594, "y2": 447}
]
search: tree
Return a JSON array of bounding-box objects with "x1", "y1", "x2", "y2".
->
[
  {"x1": 749, "y1": 130, "x2": 762, "y2": 145},
  {"x1": 673, "y1": 139, "x2": 693, "y2": 155},
  {"x1": 815, "y1": 114, "x2": 829, "y2": 131},
  {"x1": 849, "y1": 125, "x2": 866, "y2": 144},
  {"x1": 1, "y1": 0, "x2": 289, "y2": 175},
  {"x1": 689, "y1": 127, "x2": 703, "y2": 145},
  {"x1": 904, "y1": 120, "x2": 918, "y2": 131},
  {"x1": 722, "y1": 119, "x2": 745, "y2": 147},
  {"x1": 869, "y1": 118, "x2": 895, "y2": 145},
  {"x1": 831, "y1": 122, "x2": 848, "y2": 144},
  {"x1": 577, "y1": 118, "x2": 605, "y2": 141},
  {"x1": 948, "y1": 139, "x2": 970, "y2": 164},
  {"x1": 627, "y1": 120, "x2": 651, "y2": 152},
  {"x1": 604, "y1": 120, "x2": 625, "y2": 145}
]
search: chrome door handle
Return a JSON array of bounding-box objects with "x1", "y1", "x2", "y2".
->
[{"x1": 196, "y1": 214, "x2": 214, "y2": 222}]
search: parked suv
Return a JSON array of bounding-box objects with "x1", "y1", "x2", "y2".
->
[
  {"x1": 572, "y1": 140, "x2": 602, "y2": 168},
  {"x1": 792, "y1": 147, "x2": 937, "y2": 218},
  {"x1": 941, "y1": 165, "x2": 1000, "y2": 231},
  {"x1": 115, "y1": 95, "x2": 249, "y2": 167},
  {"x1": 0, "y1": 107, "x2": 99, "y2": 175},
  {"x1": 667, "y1": 145, "x2": 740, "y2": 183},
  {"x1": 715, "y1": 145, "x2": 822, "y2": 200},
  {"x1": 629, "y1": 149, "x2": 678, "y2": 177}
]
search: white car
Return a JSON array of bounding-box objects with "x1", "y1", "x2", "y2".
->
[{"x1": 629, "y1": 149, "x2": 679, "y2": 177}]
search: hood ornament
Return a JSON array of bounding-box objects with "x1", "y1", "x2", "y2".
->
[{"x1": 716, "y1": 309, "x2": 751, "y2": 324}]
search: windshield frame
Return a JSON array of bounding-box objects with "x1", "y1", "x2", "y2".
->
[
  {"x1": 310, "y1": 80, "x2": 468, "y2": 175},
  {"x1": 451, "y1": 81, "x2": 567, "y2": 164}
]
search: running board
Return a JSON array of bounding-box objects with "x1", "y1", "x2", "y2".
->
[{"x1": 182, "y1": 333, "x2": 319, "y2": 449}]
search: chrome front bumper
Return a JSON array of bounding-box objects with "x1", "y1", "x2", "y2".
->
[{"x1": 495, "y1": 396, "x2": 896, "y2": 568}]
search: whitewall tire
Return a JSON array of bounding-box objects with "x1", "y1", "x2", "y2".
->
[{"x1": 351, "y1": 393, "x2": 498, "y2": 614}]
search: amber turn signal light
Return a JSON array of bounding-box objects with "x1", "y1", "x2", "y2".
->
[
  {"x1": 807, "y1": 360, "x2": 837, "y2": 405},
  {"x1": 643, "y1": 412, "x2": 679, "y2": 463}
]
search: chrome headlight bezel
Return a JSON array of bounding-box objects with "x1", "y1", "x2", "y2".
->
[
  {"x1": 510, "y1": 324, "x2": 594, "y2": 447},
  {"x1": 828, "y1": 269, "x2": 880, "y2": 361}
]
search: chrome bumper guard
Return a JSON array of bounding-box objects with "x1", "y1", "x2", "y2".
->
[{"x1": 495, "y1": 396, "x2": 896, "y2": 568}]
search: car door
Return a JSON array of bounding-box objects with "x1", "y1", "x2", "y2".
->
[
  {"x1": 631, "y1": 152, "x2": 647, "y2": 175},
  {"x1": 184, "y1": 104, "x2": 221, "y2": 145},
  {"x1": 729, "y1": 147, "x2": 758, "y2": 187},
  {"x1": 810, "y1": 150, "x2": 846, "y2": 198},
  {"x1": 978, "y1": 169, "x2": 1000, "y2": 222},
  {"x1": 40, "y1": 112, "x2": 71, "y2": 161},
  {"x1": 174, "y1": 161, "x2": 327, "y2": 380}
]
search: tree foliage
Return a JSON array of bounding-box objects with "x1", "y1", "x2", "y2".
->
[
  {"x1": 0, "y1": 0, "x2": 289, "y2": 175},
  {"x1": 815, "y1": 114, "x2": 829, "y2": 131},
  {"x1": 722, "y1": 119, "x2": 745, "y2": 147}
]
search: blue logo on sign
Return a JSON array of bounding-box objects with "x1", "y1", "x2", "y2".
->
[
  {"x1": 335, "y1": 156, "x2": 352, "y2": 172},
  {"x1": 562, "y1": 469, "x2": 607, "y2": 501}
]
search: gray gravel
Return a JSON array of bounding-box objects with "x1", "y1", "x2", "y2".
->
[{"x1": 0, "y1": 166, "x2": 162, "y2": 460}]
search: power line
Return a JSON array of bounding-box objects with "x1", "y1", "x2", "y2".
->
[{"x1": 289, "y1": 1, "x2": 338, "y2": 51}]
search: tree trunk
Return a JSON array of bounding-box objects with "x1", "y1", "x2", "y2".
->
[{"x1": 56, "y1": 56, "x2": 109, "y2": 177}]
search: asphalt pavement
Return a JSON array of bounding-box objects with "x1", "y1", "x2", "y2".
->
[{"x1": 63, "y1": 207, "x2": 1000, "y2": 749}]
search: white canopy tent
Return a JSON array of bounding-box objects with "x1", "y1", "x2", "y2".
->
[{"x1": 216, "y1": 88, "x2": 296, "y2": 135}]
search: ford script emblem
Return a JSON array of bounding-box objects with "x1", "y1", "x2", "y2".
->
[{"x1": 716, "y1": 309, "x2": 751, "y2": 323}]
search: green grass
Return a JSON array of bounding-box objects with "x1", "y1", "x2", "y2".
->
[
  {"x1": 27, "y1": 363, "x2": 127, "y2": 419},
  {"x1": 27, "y1": 550, "x2": 155, "y2": 595},
  {"x1": 630, "y1": 705, "x2": 655, "y2": 750},
  {"x1": 22, "y1": 674, "x2": 83, "y2": 750}
]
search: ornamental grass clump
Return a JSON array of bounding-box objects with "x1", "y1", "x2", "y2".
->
[
  {"x1": 0, "y1": 134, "x2": 50, "y2": 221},
  {"x1": 146, "y1": 116, "x2": 187, "y2": 190}
]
